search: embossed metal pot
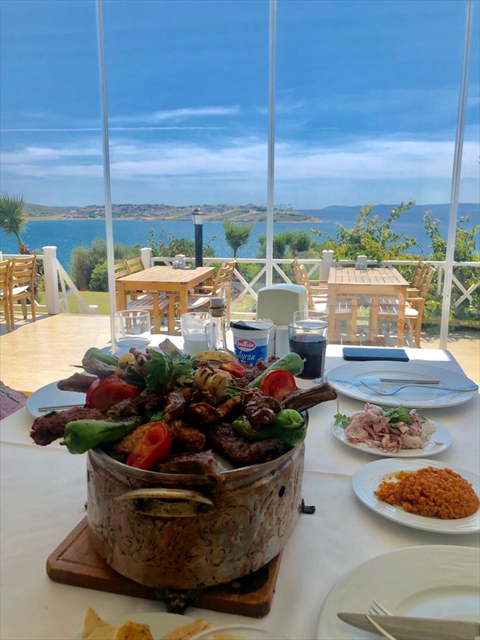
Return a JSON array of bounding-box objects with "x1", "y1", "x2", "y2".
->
[{"x1": 87, "y1": 444, "x2": 304, "y2": 589}]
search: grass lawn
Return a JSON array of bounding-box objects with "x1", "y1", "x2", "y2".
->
[{"x1": 38, "y1": 291, "x2": 111, "y2": 314}]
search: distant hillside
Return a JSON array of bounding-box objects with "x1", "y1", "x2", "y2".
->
[{"x1": 23, "y1": 202, "x2": 320, "y2": 223}]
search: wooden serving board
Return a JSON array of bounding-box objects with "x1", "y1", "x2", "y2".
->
[{"x1": 47, "y1": 518, "x2": 281, "y2": 618}]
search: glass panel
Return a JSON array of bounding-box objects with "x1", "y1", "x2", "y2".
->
[{"x1": 275, "y1": 0, "x2": 479, "y2": 349}]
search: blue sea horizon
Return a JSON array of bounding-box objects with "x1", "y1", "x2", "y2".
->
[{"x1": 0, "y1": 204, "x2": 478, "y2": 271}]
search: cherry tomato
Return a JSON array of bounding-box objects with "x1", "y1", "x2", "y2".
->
[
  {"x1": 259, "y1": 369, "x2": 297, "y2": 401},
  {"x1": 85, "y1": 375, "x2": 140, "y2": 411},
  {"x1": 126, "y1": 422, "x2": 171, "y2": 470},
  {"x1": 219, "y1": 362, "x2": 246, "y2": 378}
]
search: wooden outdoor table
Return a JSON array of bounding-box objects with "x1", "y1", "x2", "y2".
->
[
  {"x1": 327, "y1": 267, "x2": 408, "y2": 346},
  {"x1": 116, "y1": 265, "x2": 215, "y2": 332}
]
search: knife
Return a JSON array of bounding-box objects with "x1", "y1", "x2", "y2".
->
[
  {"x1": 328, "y1": 377, "x2": 441, "y2": 385},
  {"x1": 337, "y1": 612, "x2": 480, "y2": 640}
]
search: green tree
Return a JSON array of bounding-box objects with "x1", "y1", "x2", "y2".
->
[
  {"x1": 312, "y1": 201, "x2": 420, "y2": 261},
  {"x1": 71, "y1": 238, "x2": 140, "y2": 290},
  {"x1": 148, "y1": 228, "x2": 215, "y2": 258},
  {"x1": 256, "y1": 229, "x2": 322, "y2": 259},
  {"x1": 223, "y1": 221, "x2": 253, "y2": 258},
  {"x1": 0, "y1": 192, "x2": 29, "y2": 253}
]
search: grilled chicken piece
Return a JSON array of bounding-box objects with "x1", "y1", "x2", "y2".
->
[
  {"x1": 281, "y1": 383, "x2": 337, "y2": 412},
  {"x1": 185, "y1": 402, "x2": 221, "y2": 426},
  {"x1": 216, "y1": 395, "x2": 242, "y2": 419},
  {"x1": 166, "y1": 419, "x2": 207, "y2": 452},
  {"x1": 111, "y1": 423, "x2": 151, "y2": 458},
  {"x1": 164, "y1": 392, "x2": 187, "y2": 422},
  {"x1": 57, "y1": 372, "x2": 97, "y2": 393}
]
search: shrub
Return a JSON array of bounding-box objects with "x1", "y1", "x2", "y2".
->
[{"x1": 71, "y1": 238, "x2": 140, "y2": 290}]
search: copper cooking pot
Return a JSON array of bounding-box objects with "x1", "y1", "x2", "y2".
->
[{"x1": 87, "y1": 443, "x2": 304, "y2": 590}]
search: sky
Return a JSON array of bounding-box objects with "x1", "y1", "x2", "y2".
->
[{"x1": 1, "y1": 0, "x2": 479, "y2": 210}]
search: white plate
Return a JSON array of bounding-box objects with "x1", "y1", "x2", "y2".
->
[
  {"x1": 74, "y1": 611, "x2": 195, "y2": 639},
  {"x1": 352, "y1": 458, "x2": 480, "y2": 534},
  {"x1": 26, "y1": 381, "x2": 86, "y2": 418},
  {"x1": 331, "y1": 413, "x2": 452, "y2": 458},
  {"x1": 317, "y1": 545, "x2": 480, "y2": 639},
  {"x1": 327, "y1": 361, "x2": 478, "y2": 408}
]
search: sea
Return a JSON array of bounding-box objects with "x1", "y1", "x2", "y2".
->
[{"x1": 1, "y1": 204, "x2": 478, "y2": 271}]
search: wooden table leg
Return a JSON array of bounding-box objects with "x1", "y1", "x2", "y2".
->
[
  {"x1": 167, "y1": 295, "x2": 177, "y2": 335},
  {"x1": 179, "y1": 287, "x2": 189, "y2": 316},
  {"x1": 350, "y1": 297, "x2": 358, "y2": 345},
  {"x1": 116, "y1": 283, "x2": 127, "y2": 311},
  {"x1": 328, "y1": 287, "x2": 337, "y2": 343},
  {"x1": 370, "y1": 297, "x2": 379, "y2": 344},
  {"x1": 151, "y1": 293, "x2": 161, "y2": 334},
  {"x1": 397, "y1": 287, "x2": 406, "y2": 347}
]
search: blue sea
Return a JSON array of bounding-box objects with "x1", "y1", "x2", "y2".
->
[{"x1": 0, "y1": 204, "x2": 478, "y2": 271}]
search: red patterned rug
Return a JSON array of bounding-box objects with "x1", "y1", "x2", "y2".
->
[{"x1": 0, "y1": 382, "x2": 28, "y2": 419}]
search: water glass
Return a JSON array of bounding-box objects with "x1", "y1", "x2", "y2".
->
[
  {"x1": 288, "y1": 313, "x2": 328, "y2": 382},
  {"x1": 180, "y1": 312, "x2": 210, "y2": 357},
  {"x1": 114, "y1": 310, "x2": 151, "y2": 351}
]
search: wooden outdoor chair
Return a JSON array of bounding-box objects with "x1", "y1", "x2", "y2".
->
[
  {"x1": 184, "y1": 260, "x2": 237, "y2": 325},
  {"x1": 378, "y1": 264, "x2": 436, "y2": 347},
  {"x1": 291, "y1": 258, "x2": 353, "y2": 340},
  {"x1": 115, "y1": 258, "x2": 177, "y2": 334},
  {"x1": 10, "y1": 255, "x2": 37, "y2": 328},
  {"x1": 407, "y1": 260, "x2": 428, "y2": 298},
  {"x1": 0, "y1": 259, "x2": 12, "y2": 332}
]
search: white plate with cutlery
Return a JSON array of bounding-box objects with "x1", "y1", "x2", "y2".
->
[
  {"x1": 317, "y1": 545, "x2": 480, "y2": 639},
  {"x1": 326, "y1": 362, "x2": 478, "y2": 408},
  {"x1": 26, "y1": 382, "x2": 86, "y2": 417}
]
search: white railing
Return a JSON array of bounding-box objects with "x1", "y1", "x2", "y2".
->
[
  {"x1": 3, "y1": 247, "x2": 478, "y2": 319},
  {"x1": 148, "y1": 251, "x2": 480, "y2": 315}
]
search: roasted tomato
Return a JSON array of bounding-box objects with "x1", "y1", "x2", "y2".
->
[
  {"x1": 259, "y1": 369, "x2": 297, "y2": 401},
  {"x1": 219, "y1": 362, "x2": 246, "y2": 378},
  {"x1": 126, "y1": 422, "x2": 171, "y2": 470},
  {"x1": 85, "y1": 375, "x2": 140, "y2": 411}
]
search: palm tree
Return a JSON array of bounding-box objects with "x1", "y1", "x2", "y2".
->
[
  {"x1": 0, "y1": 192, "x2": 29, "y2": 253},
  {"x1": 223, "y1": 221, "x2": 253, "y2": 258}
]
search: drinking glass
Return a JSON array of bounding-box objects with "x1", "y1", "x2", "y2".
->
[
  {"x1": 288, "y1": 313, "x2": 328, "y2": 382},
  {"x1": 114, "y1": 310, "x2": 151, "y2": 351},
  {"x1": 180, "y1": 312, "x2": 210, "y2": 357}
]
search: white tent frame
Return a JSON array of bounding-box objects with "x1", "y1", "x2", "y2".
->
[{"x1": 95, "y1": 0, "x2": 475, "y2": 348}]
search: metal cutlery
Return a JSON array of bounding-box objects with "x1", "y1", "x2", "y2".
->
[
  {"x1": 365, "y1": 615, "x2": 398, "y2": 640},
  {"x1": 337, "y1": 612, "x2": 480, "y2": 640},
  {"x1": 38, "y1": 403, "x2": 85, "y2": 412},
  {"x1": 359, "y1": 381, "x2": 478, "y2": 395}
]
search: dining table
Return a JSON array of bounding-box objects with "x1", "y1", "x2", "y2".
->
[
  {"x1": 1, "y1": 343, "x2": 479, "y2": 640},
  {"x1": 116, "y1": 265, "x2": 215, "y2": 331},
  {"x1": 327, "y1": 267, "x2": 409, "y2": 346}
]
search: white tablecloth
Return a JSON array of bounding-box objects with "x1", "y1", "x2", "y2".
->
[{"x1": 1, "y1": 345, "x2": 479, "y2": 640}]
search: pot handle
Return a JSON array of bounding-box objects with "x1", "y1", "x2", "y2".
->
[{"x1": 116, "y1": 487, "x2": 215, "y2": 518}]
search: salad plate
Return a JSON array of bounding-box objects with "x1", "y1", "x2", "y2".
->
[
  {"x1": 73, "y1": 611, "x2": 195, "y2": 639},
  {"x1": 317, "y1": 545, "x2": 480, "y2": 639},
  {"x1": 331, "y1": 412, "x2": 452, "y2": 458},
  {"x1": 26, "y1": 381, "x2": 86, "y2": 418},
  {"x1": 327, "y1": 361, "x2": 478, "y2": 408},
  {"x1": 352, "y1": 458, "x2": 480, "y2": 534}
]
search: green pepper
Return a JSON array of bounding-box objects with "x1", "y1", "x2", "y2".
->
[
  {"x1": 249, "y1": 353, "x2": 304, "y2": 388},
  {"x1": 60, "y1": 418, "x2": 144, "y2": 454},
  {"x1": 83, "y1": 347, "x2": 119, "y2": 367},
  {"x1": 271, "y1": 409, "x2": 307, "y2": 446},
  {"x1": 231, "y1": 409, "x2": 307, "y2": 446},
  {"x1": 231, "y1": 415, "x2": 278, "y2": 441}
]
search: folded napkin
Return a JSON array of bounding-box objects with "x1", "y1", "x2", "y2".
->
[{"x1": 0, "y1": 381, "x2": 28, "y2": 419}]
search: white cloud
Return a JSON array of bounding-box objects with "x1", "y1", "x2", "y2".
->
[
  {"x1": 2, "y1": 135, "x2": 478, "y2": 184},
  {"x1": 109, "y1": 105, "x2": 240, "y2": 124}
]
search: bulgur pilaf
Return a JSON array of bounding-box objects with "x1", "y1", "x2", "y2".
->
[{"x1": 374, "y1": 466, "x2": 480, "y2": 519}]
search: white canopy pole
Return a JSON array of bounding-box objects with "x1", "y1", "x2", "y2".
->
[
  {"x1": 266, "y1": 0, "x2": 277, "y2": 286},
  {"x1": 95, "y1": 0, "x2": 117, "y2": 354},
  {"x1": 439, "y1": 0, "x2": 474, "y2": 349}
]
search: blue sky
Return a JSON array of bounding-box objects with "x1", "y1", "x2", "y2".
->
[{"x1": 1, "y1": 0, "x2": 479, "y2": 209}]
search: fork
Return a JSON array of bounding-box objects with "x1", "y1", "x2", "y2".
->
[
  {"x1": 367, "y1": 602, "x2": 397, "y2": 639},
  {"x1": 360, "y1": 380, "x2": 478, "y2": 395},
  {"x1": 365, "y1": 615, "x2": 398, "y2": 640}
]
